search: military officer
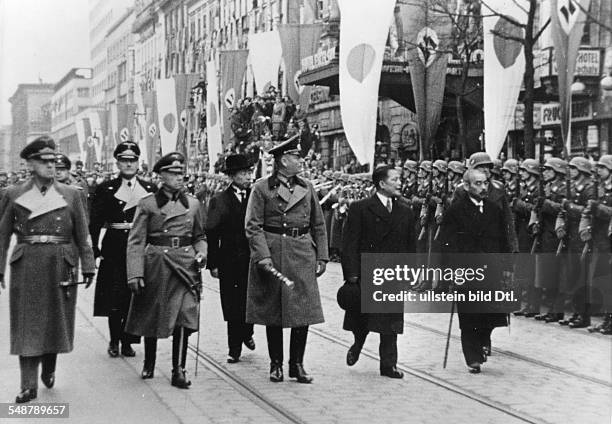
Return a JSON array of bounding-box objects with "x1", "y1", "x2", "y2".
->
[
  {"x1": 206, "y1": 154, "x2": 256, "y2": 363},
  {"x1": 0, "y1": 136, "x2": 95, "y2": 403},
  {"x1": 535, "y1": 158, "x2": 569, "y2": 323},
  {"x1": 559, "y1": 157, "x2": 595, "y2": 328},
  {"x1": 125, "y1": 152, "x2": 206, "y2": 389},
  {"x1": 244, "y1": 135, "x2": 328, "y2": 384},
  {"x1": 54, "y1": 154, "x2": 88, "y2": 210},
  {"x1": 89, "y1": 142, "x2": 156, "y2": 358}
]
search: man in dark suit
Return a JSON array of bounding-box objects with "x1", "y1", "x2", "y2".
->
[
  {"x1": 89, "y1": 141, "x2": 156, "y2": 358},
  {"x1": 206, "y1": 154, "x2": 256, "y2": 363},
  {"x1": 341, "y1": 165, "x2": 416, "y2": 378},
  {"x1": 440, "y1": 169, "x2": 510, "y2": 374}
]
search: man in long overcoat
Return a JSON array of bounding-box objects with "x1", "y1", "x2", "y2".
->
[
  {"x1": 206, "y1": 154, "x2": 256, "y2": 363},
  {"x1": 245, "y1": 135, "x2": 328, "y2": 383},
  {"x1": 125, "y1": 152, "x2": 207, "y2": 389},
  {"x1": 439, "y1": 169, "x2": 510, "y2": 373},
  {"x1": 0, "y1": 137, "x2": 95, "y2": 403},
  {"x1": 89, "y1": 142, "x2": 156, "y2": 357},
  {"x1": 341, "y1": 165, "x2": 416, "y2": 378}
]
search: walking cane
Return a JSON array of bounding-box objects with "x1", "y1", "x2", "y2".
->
[
  {"x1": 443, "y1": 297, "x2": 455, "y2": 369},
  {"x1": 194, "y1": 258, "x2": 204, "y2": 377}
]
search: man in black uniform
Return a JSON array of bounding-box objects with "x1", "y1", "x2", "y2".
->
[
  {"x1": 89, "y1": 141, "x2": 156, "y2": 357},
  {"x1": 206, "y1": 154, "x2": 256, "y2": 363}
]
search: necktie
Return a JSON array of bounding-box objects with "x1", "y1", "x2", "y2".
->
[
  {"x1": 127, "y1": 181, "x2": 132, "y2": 188},
  {"x1": 477, "y1": 201, "x2": 483, "y2": 213},
  {"x1": 40, "y1": 186, "x2": 47, "y2": 196},
  {"x1": 386, "y1": 198, "x2": 392, "y2": 213},
  {"x1": 240, "y1": 190, "x2": 246, "y2": 203}
]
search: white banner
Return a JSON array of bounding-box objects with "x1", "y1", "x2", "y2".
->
[
  {"x1": 483, "y1": 0, "x2": 528, "y2": 159},
  {"x1": 87, "y1": 109, "x2": 105, "y2": 162},
  {"x1": 156, "y1": 77, "x2": 179, "y2": 155},
  {"x1": 337, "y1": 0, "x2": 396, "y2": 165},
  {"x1": 248, "y1": 30, "x2": 283, "y2": 93},
  {"x1": 206, "y1": 60, "x2": 223, "y2": 171}
]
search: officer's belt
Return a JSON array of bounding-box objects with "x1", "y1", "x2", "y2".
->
[
  {"x1": 263, "y1": 225, "x2": 310, "y2": 237},
  {"x1": 18, "y1": 235, "x2": 71, "y2": 244},
  {"x1": 109, "y1": 223, "x2": 133, "y2": 230},
  {"x1": 148, "y1": 236, "x2": 192, "y2": 248}
]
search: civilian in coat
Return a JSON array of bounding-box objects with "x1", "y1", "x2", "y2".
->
[
  {"x1": 206, "y1": 154, "x2": 256, "y2": 363},
  {"x1": 89, "y1": 142, "x2": 156, "y2": 358},
  {"x1": 245, "y1": 135, "x2": 328, "y2": 383},
  {"x1": 439, "y1": 169, "x2": 511, "y2": 374},
  {"x1": 0, "y1": 137, "x2": 95, "y2": 403},
  {"x1": 341, "y1": 165, "x2": 416, "y2": 378},
  {"x1": 125, "y1": 152, "x2": 207, "y2": 389}
]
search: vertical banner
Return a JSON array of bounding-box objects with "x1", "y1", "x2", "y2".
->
[
  {"x1": 88, "y1": 109, "x2": 106, "y2": 165},
  {"x1": 337, "y1": 0, "x2": 396, "y2": 166},
  {"x1": 220, "y1": 50, "x2": 249, "y2": 145},
  {"x1": 206, "y1": 59, "x2": 223, "y2": 171},
  {"x1": 156, "y1": 77, "x2": 179, "y2": 155},
  {"x1": 248, "y1": 30, "x2": 283, "y2": 93},
  {"x1": 75, "y1": 114, "x2": 86, "y2": 163},
  {"x1": 483, "y1": 0, "x2": 528, "y2": 159},
  {"x1": 143, "y1": 91, "x2": 160, "y2": 168},
  {"x1": 400, "y1": 0, "x2": 452, "y2": 158},
  {"x1": 278, "y1": 24, "x2": 325, "y2": 106},
  {"x1": 175, "y1": 74, "x2": 201, "y2": 158},
  {"x1": 550, "y1": 0, "x2": 591, "y2": 153},
  {"x1": 81, "y1": 118, "x2": 96, "y2": 171},
  {"x1": 134, "y1": 84, "x2": 148, "y2": 165}
]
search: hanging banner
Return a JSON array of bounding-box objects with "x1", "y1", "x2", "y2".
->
[
  {"x1": 399, "y1": 0, "x2": 452, "y2": 158},
  {"x1": 483, "y1": 0, "x2": 528, "y2": 159},
  {"x1": 143, "y1": 91, "x2": 160, "y2": 168},
  {"x1": 337, "y1": 0, "x2": 396, "y2": 165},
  {"x1": 156, "y1": 77, "x2": 179, "y2": 154},
  {"x1": 87, "y1": 109, "x2": 106, "y2": 164},
  {"x1": 175, "y1": 74, "x2": 201, "y2": 158},
  {"x1": 248, "y1": 30, "x2": 283, "y2": 93},
  {"x1": 206, "y1": 59, "x2": 223, "y2": 171},
  {"x1": 278, "y1": 24, "x2": 325, "y2": 108},
  {"x1": 220, "y1": 50, "x2": 249, "y2": 145},
  {"x1": 134, "y1": 84, "x2": 148, "y2": 166},
  {"x1": 75, "y1": 114, "x2": 86, "y2": 163},
  {"x1": 550, "y1": 0, "x2": 591, "y2": 153}
]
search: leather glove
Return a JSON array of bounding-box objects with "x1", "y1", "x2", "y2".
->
[
  {"x1": 257, "y1": 258, "x2": 273, "y2": 271},
  {"x1": 83, "y1": 273, "x2": 95, "y2": 289},
  {"x1": 315, "y1": 260, "x2": 327, "y2": 277},
  {"x1": 128, "y1": 278, "x2": 145, "y2": 295},
  {"x1": 195, "y1": 252, "x2": 207, "y2": 269}
]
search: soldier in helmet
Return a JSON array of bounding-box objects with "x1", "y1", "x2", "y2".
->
[
  {"x1": 558, "y1": 157, "x2": 596, "y2": 328},
  {"x1": 401, "y1": 159, "x2": 418, "y2": 199},
  {"x1": 54, "y1": 154, "x2": 89, "y2": 212},
  {"x1": 534, "y1": 158, "x2": 569, "y2": 323},
  {"x1": 502, "y1": 159, "x2": 520, "y2": 200},
  {"x1": 583, "y1": 155, "x2": 612, "y2": 334},
  {"x1": 512, "y1": 159, "x2": 541, "y2": 317},
  {"x1": 447, "y1": 161, "x2": 466, "y2": 192},
  {"x1": 414, "y1": 161, "x2": 433, "y2": 253},
  {"x1": 491, "y1": 159, "x2": 503, "y2": 185}
]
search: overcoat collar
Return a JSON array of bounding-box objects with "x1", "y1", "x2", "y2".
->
[
  {"x1": 155, "y1": 189, "x2": 189, "y2": 210},
  {"x1": 14, "y1": 179, "x2": 68, "y2": 220},
  {"x1": 115, "y1": 178, "x2": 149, "y2": 211}
]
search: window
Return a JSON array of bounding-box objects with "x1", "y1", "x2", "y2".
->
[{"x1": 77, "y1": 87, "x2": 90, "y2": 97}]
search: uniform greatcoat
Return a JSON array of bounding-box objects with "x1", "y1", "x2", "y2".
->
[
  {"x1": 0, "y1": 180, "x2": 95, "y2": 356},
  {"x1": 90, "y1": 177, "x2": 156, "y2": 317},
  {"x1": 244, "y1": 174, "x2": 328, "y2": 328},
  {"x1": 125, "y1": 190, "x2": 207, "y2": 338}
]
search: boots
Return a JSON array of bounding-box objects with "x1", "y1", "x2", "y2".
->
[
  {"x1": 288, "y1": 363, "x2": 313, "y2": 384},
  {"x1": 171, "y1": 368, "x2": 191, "y2": 389},
  {"x1": 269, "y1": 361, "x2": 283, "y2": 382},
  {"x1": 141, "y1": 337, "x2": 157, "y2": 379},
  {"x1": 171, "y1": 327, "x2": 191, "y2": 388},
  {"x1": 568, "y1": 314, "x2": 591, "y2": 328}
]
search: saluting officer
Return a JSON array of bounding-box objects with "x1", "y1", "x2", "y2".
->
[
  {"x1": 0, "y1": 136, "x2": 95, "y2": 403},
  {"x1": 89, "y1": 142, "x2": 156, "y2": 358},
  {"x1": 206, "y1": 154, "x2": 256, "y2": 363},
  {"x1": 125, "y1": 152, "x2": 207, "y2": 389},
  {"x1": 244, "y1": 135, "x2": 328, "y2": 384}
]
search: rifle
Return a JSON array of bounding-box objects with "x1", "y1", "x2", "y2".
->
[{"x1": 555, "y1": 172, "x2": 571, "y2": 256}]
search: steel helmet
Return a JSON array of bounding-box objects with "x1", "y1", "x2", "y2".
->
[
  {"x1": 544, "y1": 157, "x2": 568, "y2": 175},
  {"x1": 468, "y1": 152, "x2": 493, "y2": 168},
  {"x1": 502, "y1": 159, "x2": 519, "y2": 174},
  {"x1": 568, "y1": 156, "x2": 592, "y2": 175},
  {"x1": 596, "y1": 155, "x2": 612, "y2": 171}
]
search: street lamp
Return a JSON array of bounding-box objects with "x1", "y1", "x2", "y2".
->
[{"x1": 571, "y1": 79, "x2": 586, "y2": 96}]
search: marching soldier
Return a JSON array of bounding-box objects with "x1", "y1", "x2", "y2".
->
[
  {"x1": 491, "y1": 158, "x2": 503, "y2": 184},
  {"x1": 89, "y1": 142, "x2": 156, "y2": 358},
  {"x1": 582, "y1": 155, "x2": 612, "y2": 334},
  {"x1": 501, "y1": 159, "x2": 519, "y2": 198},
  {"x1": 447, "y1": 161, "x2": 466, "y2": 193},
  {"x1": 125, "y1": 152, "x2": 207, "y2": 389},
  {"x1": 206, "y1": 154, "x2": 256, "y2": 363},
  {"x1": 534, "y1": 158, "x2": 569, "y2": 323},
  {"x1": 0, "y1": 136, "x2": 95, "y2": 403},
  {"x1": 558, "y1": 157, "x2": 595, "y2": 328},
  {"x1": 512, "y1": 159, "x2": 540, "y2": 317},
  {"x1": 244, "y1": 135, "x2": 328, "y2": 383}
]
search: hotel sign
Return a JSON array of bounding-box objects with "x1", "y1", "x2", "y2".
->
[{"x1": 301, "y1": 46, "x2": 338, "y2": 72}]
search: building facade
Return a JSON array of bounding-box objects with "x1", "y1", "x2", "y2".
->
[
  {"x1": 8, "y1": 84, "x2": 54, "y2": 170},
  {"x1": 0, "y1": 125, "x2": 12, "y2": 171}
]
